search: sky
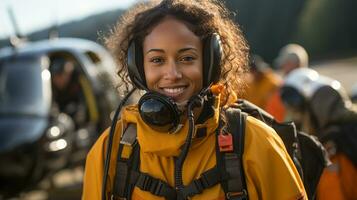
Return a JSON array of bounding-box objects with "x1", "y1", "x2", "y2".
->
[{"x1": 0, "y1": 0, "x2": 139, "y2": 39}]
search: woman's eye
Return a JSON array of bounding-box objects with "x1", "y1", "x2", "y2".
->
[
  {"x1": 150, "y1": 57, "x2": 164, "y2": 64},
  {"x1": 180, "y1": 56, "x2": 196, "y2": 62}
]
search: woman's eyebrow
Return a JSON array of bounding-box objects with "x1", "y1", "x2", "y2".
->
[
  {"x1": 178, "y1": 47, "x2": 197, "y2": 53},
  {"x1": 146, "y1": 49, "x2": 164, "y2": 55},
  {"x1": 146, "y1": 48, "x2": 197, "y2": 55}
]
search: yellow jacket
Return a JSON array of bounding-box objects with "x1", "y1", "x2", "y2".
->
[{"x1": 82, "y1": 96, "x2": 306, "y2": 200}]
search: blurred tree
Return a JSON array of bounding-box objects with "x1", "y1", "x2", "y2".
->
[
  {"x1": 225, "y1": 0, "x2": 357, "y2": 64},
  {"x1": 225, "y1": 0, "x2": 307, "y2": 65},
  {"x1": 293, "y1": 0, "x2": 357, "y2": 60}
]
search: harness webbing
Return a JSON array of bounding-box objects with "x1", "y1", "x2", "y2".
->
[
  {"x1": 112, "y1": 123, "x2": 139, "y2": 199},
  {"x1": 111, "y1": 109, "x2": 248, "y2": 200},
  {"x1": 220, "y1": 107, "x2": 248, "y2": 200},
  {"x1": 127, "y1": 166, "x2": 227, "y2": 199},
  {"x1": 180, "y1": 167, "x2": 225, "y2": 198},
  {"x1": 130, "y1": 171, "x2": 176, "y2": 199}
]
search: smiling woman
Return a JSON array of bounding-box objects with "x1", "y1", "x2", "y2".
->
[{"x1": 82, "y1": 1, "x2": 307, "y2": 200}]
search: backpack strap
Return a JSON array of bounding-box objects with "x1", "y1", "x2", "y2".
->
[
  {"x1": 217, "y1": 107, "x2": 248, "y2": 200},
  {"x1": 112, "y1": 123, "x2": 139, "y2": 199},
  {"x1": 127, "y1": 165, "x2": 224, "y2": 200},
  {"x1": 129, "y1": 170, "x2": 177, "y2": 199},
  {"x1": 112, "y1": 123, "x2": 176, "y2": 200},
  {"x1": 180, "y1": 166, "x2": 226, "y2": 198},
  {"x1": 111, "y1": 123, "x2": 226, "y2": 200},
  {"x1": 112, "y1": 110, "x2": 249, "y2": 200}
]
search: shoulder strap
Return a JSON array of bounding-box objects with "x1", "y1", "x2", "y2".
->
[
  {"x1": 112, "y1": 111, "x2": 249, "y2": 200},
  {"x1": 217, "y1": 107, "x2": 248, "y2": 200},
  {"x1": 112, "y1": 123, "x2": 139, "y2": 200},
  {"x1": 112, "y1": 123, "x2": 178, "y2": 200}
]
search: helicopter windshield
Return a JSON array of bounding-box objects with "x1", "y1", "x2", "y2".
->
[{"x1": 0, "y1": 56, "x2": 51, "y2": 117}]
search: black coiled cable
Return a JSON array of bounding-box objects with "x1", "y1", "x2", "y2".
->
[{"x1": 174, "y1": 87, "x2": 209, "y2": 199}]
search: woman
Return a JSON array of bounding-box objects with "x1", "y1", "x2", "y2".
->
[{"x1": 82, "y1": 0, "x2": 306, "y2": 199}]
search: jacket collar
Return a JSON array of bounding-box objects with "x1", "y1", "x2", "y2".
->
[{"x1": 120, "y1": 95, "x2": 221, "y2": 157}]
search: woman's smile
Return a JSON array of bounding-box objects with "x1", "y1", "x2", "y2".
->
[{"x1": 159, "y1": 85, "x2": 188, "y2": 99}]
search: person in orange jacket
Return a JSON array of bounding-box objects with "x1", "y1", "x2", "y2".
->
[
  {"x1": 243, "y1": 55, "x2": 282, "y2": 111},
  {"x1": 265, "y1": 43, "x2": 310, "y2": 122},
  {"x1": 82, "y1": 1, "x2": 307, "y2": 199},
  {"x1": 281, "y1": 68, "x2": 357, "y2": 200}
]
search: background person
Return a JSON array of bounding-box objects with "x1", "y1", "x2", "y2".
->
[
  {"x1": 243, "y1": 54, "x2": 282, "y2": 110},
  {"x1": 265, "y1": 43, "x2": 309, "y2": 122},
  {"x1": 50, "y1": 56, "x2": 99, "y2": 129},
  {"x1": 281, "y1": 68, "x2": 357, "y2": 200},
  {"x1": 274, "y1": 43, "x2": 309, "y2": 76},
  {"x1": 50, "y1": 56, "x2": 99, "y2": 166},
  {"x1": 50, "y1": 57, "x2": 88, "y2": 127}
]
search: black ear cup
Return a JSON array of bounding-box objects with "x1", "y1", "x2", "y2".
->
[
  {"x1": 202, "y1": 33, "x2": 223, "y2": 87},
  {"x1": 138, "y1": 92, "x2": 182, "y2": 133},
  {"x1": 127, "y1": 33, "x2": 223, "y2": 90},
  {"x1": 127, "y1": 41, "x2": 146, "y2": 89}
]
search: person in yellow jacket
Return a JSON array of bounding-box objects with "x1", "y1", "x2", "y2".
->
[{"x1": 82, "y1": 0, "x2": 307, "y2": 199}]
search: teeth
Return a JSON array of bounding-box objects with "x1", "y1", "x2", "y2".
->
[{"x1": 163, "y1": 87, "x2": 185, "y2": 94}]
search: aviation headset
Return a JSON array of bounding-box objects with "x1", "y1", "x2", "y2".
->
[
  {"x1": 102, "y1": 32, "x2": 223, "y2": 200},
  {"x1": 128, "y1": 32, "x2": 223, "y2": 133}
]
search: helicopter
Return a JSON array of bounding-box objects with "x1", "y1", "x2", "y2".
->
[{"x1": 0, "y1": 33, "x2": 135, "y2": 198}]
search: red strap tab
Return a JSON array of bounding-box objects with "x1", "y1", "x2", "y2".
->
[{"x1": 218, "y1": 133, "x2": 233, "y2": 152}]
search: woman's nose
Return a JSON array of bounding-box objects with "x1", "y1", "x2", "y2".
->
[{"x1": 163, "y1": 61, "x2": 182, "y2": 80}]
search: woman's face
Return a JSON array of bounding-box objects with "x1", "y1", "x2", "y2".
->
[{"x1": 143, "y1": 17, "x2": 203, "y2": 103}]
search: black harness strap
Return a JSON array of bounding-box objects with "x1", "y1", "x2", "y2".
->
[
  {"x1": 112, "y1": 123, "x2": 138, "y2": 200},
  {"x1": 220, "y1": 108, "x2": 248, "y2": 200},
  {"x1": 130, "y1": 171, "x2": 177, "y2": 200},
  {"x1": 111, "y1": 123, "x2": 226, "y2": 200},
  {"x1": 129, "y1": 166, "x2": 227, "y2": 200},
  {"x1": 180, "y1": 166, "x2": 228, "y2": 198},
  {"x1": 111, "y1": 108, "x2": 249, "y2": 200}
]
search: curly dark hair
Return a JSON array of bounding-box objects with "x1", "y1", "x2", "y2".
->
[{"x1": 105, "y1": 0, "x2": 249, "y2": 99}]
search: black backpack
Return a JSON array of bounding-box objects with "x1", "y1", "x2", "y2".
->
[
  {"x1": 108, "y1": 99, "x2": 329, "y2": 200},
  {"x1": 230, "y1": 99, "x2": 330, "y2": 199}
]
